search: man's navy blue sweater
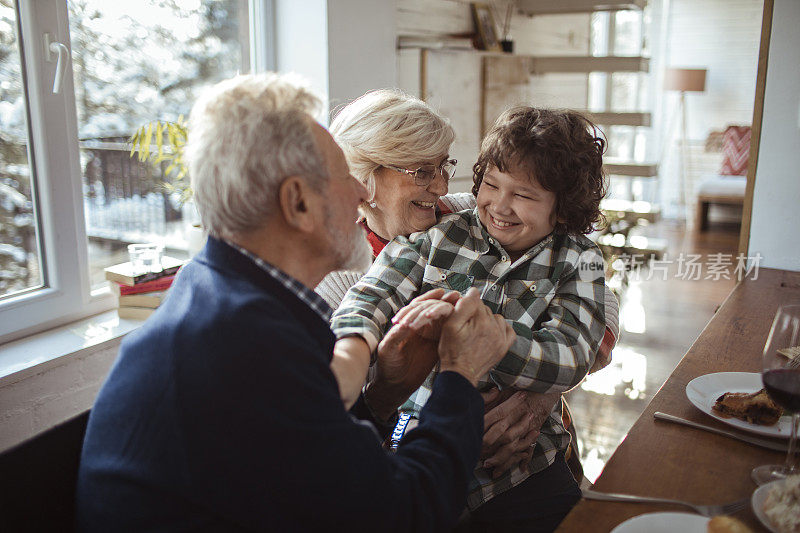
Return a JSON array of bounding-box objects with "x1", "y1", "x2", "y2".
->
[{"x1": 76, "y1": 237, "x2": 484, "y2": 532}]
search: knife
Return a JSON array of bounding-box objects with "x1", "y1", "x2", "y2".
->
[{"x1": 654, "y1": 412, "x2": 789, "y2": 452}]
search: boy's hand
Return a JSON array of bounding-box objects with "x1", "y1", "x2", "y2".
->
[
  {"x1": 392, "y1": 289, "x2": 460, "y2": 340},
  {"x1": 393, "y1": 299, "x2": 455, "y2": 340}
]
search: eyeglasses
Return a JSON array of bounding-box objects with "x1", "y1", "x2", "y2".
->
[{"x1": 385, "y1": 159, "x2": 457, "y2": 187}]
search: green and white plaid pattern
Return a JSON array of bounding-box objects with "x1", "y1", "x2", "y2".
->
[{"x1": 330, "y1": 208, "x2": 606, "y2": 509}]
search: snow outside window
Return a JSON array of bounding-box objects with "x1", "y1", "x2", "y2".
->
[{"x1": 0, "y1": 0, "x2": 268, "y2": 343}]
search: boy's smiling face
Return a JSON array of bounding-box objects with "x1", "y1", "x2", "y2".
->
[{"x1": 476, "y1": 165, "x2": 559, "y2": 258}]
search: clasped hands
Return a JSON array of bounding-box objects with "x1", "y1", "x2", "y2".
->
[
  {"x1": 364, "y1": 288, "x2": 510, "y2": 417},
  {"x1": 367, "y1": 288, "x2": 557, "y2": 477}
]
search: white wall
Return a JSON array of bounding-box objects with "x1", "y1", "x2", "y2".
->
[
  {"x1": 662, "y1": 0, "x2": 763, "y2": 140},
  {"x1": 747, "y1": 0, "x2": 800, "y2": 271},
  {"x1": 656, "y1": 0, "x2": 763, "y2": 218},
  {"x1": 327, "y1": 0, "x2": 396, "y2": 114},
  {"x1": 275, "y1": 0, "x2": 396, "y2": 122},
  {"x1": 275, "y1": 0, "x2": 330, "y2": 109},
  {"x1": 0, "y1": 343, "x2": 118, "y2": 452}
]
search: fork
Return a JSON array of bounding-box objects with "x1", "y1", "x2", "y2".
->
[{"x1": 581, "y1": 489, "x2": 750, "y2": 517}]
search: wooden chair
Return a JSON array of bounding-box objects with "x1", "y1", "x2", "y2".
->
[{"x1": 0, "y1": 411, "x2": 90, "y2": 532}]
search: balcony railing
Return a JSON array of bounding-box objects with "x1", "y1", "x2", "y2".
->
[{"x1": 80, "y1": 138, "x2": 184, "y2": 244}]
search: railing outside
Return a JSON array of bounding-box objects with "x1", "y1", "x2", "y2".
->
[
  {"x1": 80, "y1": 138, "x2": 183, "y2": 243},
  {"x1": 1, "y1": 137, "x2": 187, "y2": 293}
]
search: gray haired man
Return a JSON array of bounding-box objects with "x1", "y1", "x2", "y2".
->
[{"x1": 76, "y1": 73, "x2": 514, "y2": 532}]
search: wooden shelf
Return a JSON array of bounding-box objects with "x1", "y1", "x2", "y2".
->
[
  {"x1": 586, "y1": 112, "x2": 651, "y2": 127},
  {"x1": 603, "y1": 159, "x2": 658, "y2": 177},
  {"x1": 529, "y1": 56, "x2": 649, "y2": 74},
  {"x1": 518, "y1": 0, "x2": 645, "y2": 16}
]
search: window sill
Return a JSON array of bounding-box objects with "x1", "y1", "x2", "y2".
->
[{"x1": 0, "y1": 310, "x2": 143, "y2": 387}]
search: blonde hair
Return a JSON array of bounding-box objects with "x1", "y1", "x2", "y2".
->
[
  {"x1": 187, "y1": 73, "x2": 325, "y2": 238},
  {"x1": 329, "y1": 89, "x2": 454, "y2": 201}
]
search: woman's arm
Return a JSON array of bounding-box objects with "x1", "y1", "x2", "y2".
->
[
  {"x1": 593, "y1": 286, "x2": 619, "y2": 373},
  {"x1": 315, "y1": 270, "x2": 365, "y2": 310},
  {"x1": 440, "y1": 192, "x2": 476, "y2": 213}
]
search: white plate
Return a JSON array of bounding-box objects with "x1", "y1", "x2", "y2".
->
[
  {"x1": 611, "y1": 512, "x2": 709, "y2": 533},
  {"x1": 686, "y1": 372, "x2": 792, "y2": 438},
  {"x1": 752, "y1": 478, "x2": 788, "y2": 533}
]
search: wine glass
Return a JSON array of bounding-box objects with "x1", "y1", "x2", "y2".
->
[{"x1": 752, "y1": 304, "x2": 800, "y2": 485}]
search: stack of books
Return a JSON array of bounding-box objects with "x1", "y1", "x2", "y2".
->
[{"x1": 104, "y1": 256, "x2": 184, "y2": 320}]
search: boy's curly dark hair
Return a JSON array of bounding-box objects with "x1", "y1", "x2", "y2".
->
[{"x1": 472, "y1": 107, "x2": 607, "y2": 235}]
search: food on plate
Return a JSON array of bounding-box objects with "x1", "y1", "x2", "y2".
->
[
  {"x1": 707, "y1": 515, "x2": 753, "y2": 533},
  {"x1": 777, "y1": 345, "x2": 800, "y2": 360},
  {"x1": 712, "y1": 388, "x2": 784, "y2": 425},
  {"x1": 763, "y1": 475, "x2": 800, "y2": 533}
]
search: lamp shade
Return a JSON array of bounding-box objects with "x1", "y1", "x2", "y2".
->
[{"x1": 663, "y1": 68, "x2": 707, "y2": 92}]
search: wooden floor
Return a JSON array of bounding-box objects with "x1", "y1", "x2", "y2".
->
[{"x1": 567, "y1": 219, "x2": 742, "y2": 482}]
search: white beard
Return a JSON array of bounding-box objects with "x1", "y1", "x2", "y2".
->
[
  {"x1": 339, "y1": 229, "x2": 373, "y2": 272},
  {"x1": 325, "y1": 208, "x2": 373, "y2": 272}
]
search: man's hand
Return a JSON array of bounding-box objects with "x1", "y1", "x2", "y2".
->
[
  {"x1": 438, "y1": 288, "x2": 515, "y2": 387},
  {"x1": 478, "y1": 389, "x2": 561, "y2": 478},
  {"x1": 365, "y1": 289, "x2": 456, "y2": 420}
]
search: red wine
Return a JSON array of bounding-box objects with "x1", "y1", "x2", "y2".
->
[{"x1": 763, "y1": 368, "x2": 800, "y2": 413}]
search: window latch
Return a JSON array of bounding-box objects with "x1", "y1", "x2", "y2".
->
[{"x1": 43, "y1": 33, "x2": 70, "y2": 94}]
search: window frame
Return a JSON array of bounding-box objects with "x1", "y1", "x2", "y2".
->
[
  {"x1": 0, "y1": 0, "x2": 273, "y2": 344},
  {"x1": 1, "y1": 0, "x2": 101, "y2": 344}
]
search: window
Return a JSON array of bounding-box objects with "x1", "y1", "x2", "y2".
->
[
  {"x1": 589, "y1": 8, "x2": 653, "y2": 203},
  {"x1": 0, "y1": 3, "x2": 43, "y2": 301},
  {"x1": 0, "y1": 0, "x2": 271, "y2": 343}
]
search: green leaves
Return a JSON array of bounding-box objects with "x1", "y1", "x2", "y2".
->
[{"x1": 129, "y1": 116, "x2": 190, "y2": 201}]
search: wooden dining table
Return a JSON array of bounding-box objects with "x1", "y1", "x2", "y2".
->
[{"x1": 557, "y1": 267, "x2": 800, "y2": 532}]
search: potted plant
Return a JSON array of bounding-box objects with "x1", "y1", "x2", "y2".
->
[{"x1": 129, "y1": 118, "x2": 206, "y2": 255}]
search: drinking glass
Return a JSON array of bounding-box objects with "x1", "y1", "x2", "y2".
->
[
  {"x1": 128, "y1": 243, "x2": 164, "y2": 274},
  {"x1": 752, "y1": 304, "x2": 800, "y2": 485}
]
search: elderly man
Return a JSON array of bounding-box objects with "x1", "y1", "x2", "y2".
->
[{"x1": 76, "y1": 73, "x2": 515, "y2": 532}]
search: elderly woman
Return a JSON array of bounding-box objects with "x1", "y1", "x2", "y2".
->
[{"x1": 317, "y1": 90, "x2": 619, "y2": 482}]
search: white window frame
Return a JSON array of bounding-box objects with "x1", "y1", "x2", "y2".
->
[
  {"x1": 0, "y1": 0, "x2": 273, "y2": 344},
  {"x1": 1, "y1": 0, "x2": 99, "y2": 344}
]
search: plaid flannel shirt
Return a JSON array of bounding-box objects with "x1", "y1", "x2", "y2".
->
[{"x1": 330, "y1": 208, "x2": 606, "y2": 509}]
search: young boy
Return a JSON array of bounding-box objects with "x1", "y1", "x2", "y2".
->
[{"x1": 331, "y1": 107, "x2": 608, "y2": 531}]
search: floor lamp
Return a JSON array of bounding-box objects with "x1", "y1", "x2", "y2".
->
[{"x1": 663, "y1": 67, "x2": 707, "y2": 226}]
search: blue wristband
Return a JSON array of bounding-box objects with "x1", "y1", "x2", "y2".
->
[{"x1": 389, "y1": 413, "x2": 413, "y2": 451}]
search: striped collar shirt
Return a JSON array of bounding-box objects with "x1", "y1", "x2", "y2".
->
[{"x1": 224, "y1": 240, "x2": 332, "y2": 323}]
